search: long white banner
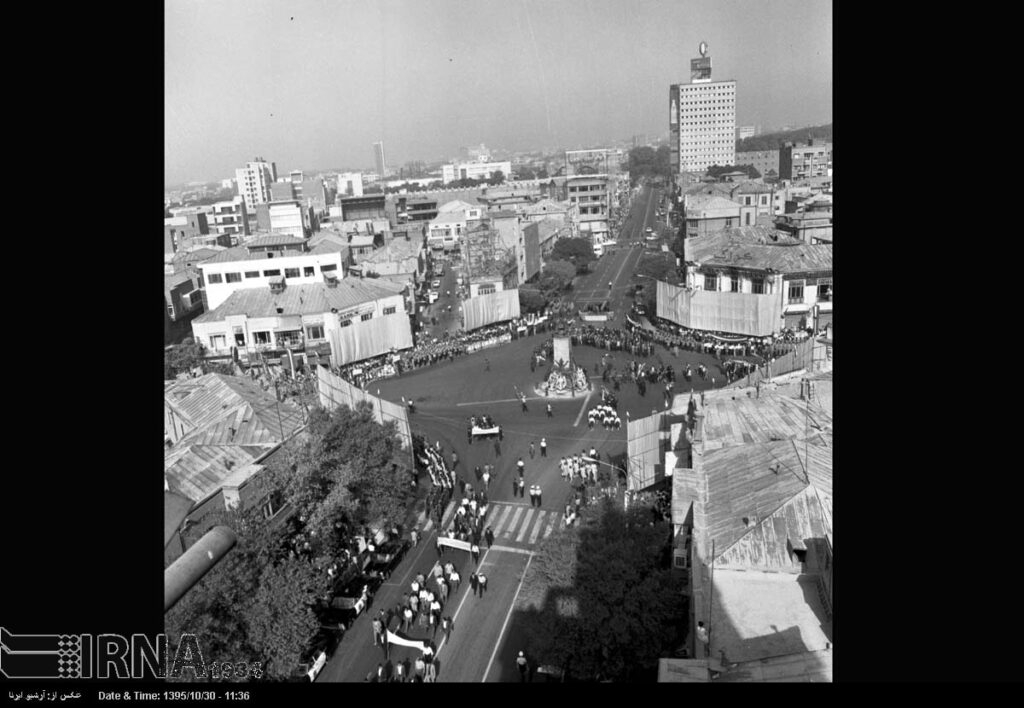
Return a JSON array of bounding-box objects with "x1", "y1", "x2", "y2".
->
[
  {"x1": 437, "y1": 537, "x2": 473, "y2": 552},
  {"x1": 386, "y1": 630, "x2": 427, "y2": 651}
]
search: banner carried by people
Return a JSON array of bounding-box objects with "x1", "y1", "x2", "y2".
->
[
  {"x1": 463, "y1": 288, "x2": 521, "y2": 331},
  {"x1": 437, "y1": 536, "x2": 473, "y2": 552},
  {"x1": 386, "y1": 630, "x2": 428, "y2": 652}
]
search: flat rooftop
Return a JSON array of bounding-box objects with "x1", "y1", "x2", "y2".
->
[{"x1": 710, "y1": 569, "x2": 832, "y2": 664}]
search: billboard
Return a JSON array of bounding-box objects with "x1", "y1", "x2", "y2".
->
[{"x1": 691, "y1": 57, "x2": 711, "y2": 83}]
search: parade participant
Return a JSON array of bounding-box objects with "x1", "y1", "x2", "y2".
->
[
  {"x1": 470, "y1": 572, "x2": 479, "y2": 594},
  {"x1": 482, "y1": 468, "x2": 491, "y2": 490},
  {"x1": 451, "y1": 451, "x2": 458, "y2": 469},
  {"x1": 517, "y1": 457, "x2": 525, "y2": 475},
  {"x1": 485, "y1": 525, "x2": 495, "y2": 548},
  {"x1": 450, "y1": 569, "x2": 461, "y2": 592},
  {"x1": 442, "y1": 616, "x2": 453, "y2": 642},
  {"x1": 517, "y1": 478, "x2": 526, "y2": 498},
  {"x1": 528, "y1": 485, "x2": 536, "y2": 507},
  {"x1": 411, "y1": 578, "x2": 420, "y2": 595},
  {"x1": 530, "y1": 441, "x2": 536, "y2": 458},
  {"x1": 477, "y1": 572, "x2": 488, "y2": 596},
  {"x1": 546, "y1": 403, "x2": 553, "y2": 418},
  {"x1": 402, "y1": 606, "x2": 413, "y2": 631},
  {"x1": 424, "y1": 660, "x2": 437, "y2": 683},
  {"x1": 395, "y1": 658, "x2": 406, "y2": 683},
  {"x1": 414, "y1": 656, "x2": 425, "y2": 678},
  {"x1": 372, "y1": 617, "x2": 384, "y2": 647},
  {"x1": 535, "y1": 486, "x2": 543, "y2": 506},
  {"x1": 517, "y1": 651, "x2": 529, "y2": 682},
  {"x1": 521, "y1": 393, "x2": 529, "y2": 413},
  {"x1": 471, "y1": 542, "x2": 481, "y2": 564}
]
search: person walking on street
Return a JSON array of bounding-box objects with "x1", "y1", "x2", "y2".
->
[
  {"x1": 482, "y1": 468, "x2": 490, "y2": 490},
  {"x1": 517, "y1": 457, "x2": 525, "y2": 476},
  {"x1": 477, "y1": 572, "x2": 488, "y2": 596},
  {"x1": 402, "y1": 607, "x2": 413, "y2": 631},
  {"x1": 451, "y1": 451, "x2": 458, "y2": 469},
  {"x1": 439, "y1": 578, "x2": 449, "y2": 602},
  {"x1": 485, "y1": 358, "x2": 490, "y2": 371},
  {"x1": 372, "y1": 617, "x2": 383, "y2": 647},
  {"x1": 540, "y1": 438, "x2": 547, "y2": 457},
  {"x1": 471, "y1": 542, "x2": 480, "y2": 564},
  {"x1": 517, "y1": 478, "x2": 525, "y2": 498},
  {"x1": 517, "y1": 651, "x2": 529, "y2": 682},
  {"x1": 410, "y1": 529, "x2": 419, "y2": 547},
  {"x1": 513, "y1": 476, "x2": 519, "y2": 496},
  {"x1": 528, "y1": 485, "x2": 536, "y2": 507},
  {"x1": 536, "y1": 485, "x2": 543, "y2": 507},
  {"x1": 470, "y1": 572, "x2": 479, "y2": 594},
  {"x1": 441, "y1": 616, "x2": 453, "y2": 642},
  {"x1": 521, "y1": 394, "x2": 529, "y2": 413},
  {"x1": 529, "y1": 441, "x2": 536, "y2": 459},
  {"x1": 546, "y1": 403, "x2": 553, "y2": 418},
  {"x1": 450, "y1": 569, "x2": 461, "y2": 592},
  {"x1": 485, "y1": 525, "x2": 494, "y2": 548}
]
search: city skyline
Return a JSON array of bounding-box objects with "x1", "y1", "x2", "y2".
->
[{"x1": 165, "y1": 0, "x2": 831, "y2": 185}]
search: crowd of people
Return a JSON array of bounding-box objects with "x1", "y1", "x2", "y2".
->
[
  {"x1": 445, "y1": 485, "x2": 489, "y2": 550},
  {"x1": 587, "y1": 404, "x2": 622, "y2": 430},
  {"x1": 415, "y1": 440, "x2": 456, "y2": 490}
]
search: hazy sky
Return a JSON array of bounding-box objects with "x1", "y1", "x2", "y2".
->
[{"x1": 165, "y1": 0, "x2": 831, "y2": 185}]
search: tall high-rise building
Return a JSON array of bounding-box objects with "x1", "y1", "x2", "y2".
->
[
  {"x1": 234, "y1": 158, "x2": 278, "y2": 212},
  {"x1": 669, "y1": 43, "x2": 736, "y2": 176},
  {"x1": 373, "y1": 141, "x2": 388, "y2": 179}
]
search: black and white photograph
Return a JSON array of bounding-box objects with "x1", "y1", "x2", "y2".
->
[{"x1": 157, "y1": 0, "x2": 834, "y2": 685}]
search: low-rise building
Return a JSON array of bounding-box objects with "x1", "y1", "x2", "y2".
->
[
  {"x1": 337, "y1": 172, "x2": 364, "y2": 197},
  {"x1": 210, "y1": 197, "x2": 250, "y2": 238},
  {"x1": 734, "y1": 149, "x2": 780, "y2": 178},
  {"x1": 441, "y1": 160, "x2": 512, "y2": 184},
  {"x1": 338, "y1": 193, "x2": 387, "y2": 222},
  {"x1": 197, "y1": 236, "x2": 349, "y2": 310},
  {"x1": 668, "y1": 384, "x2": 832, "y2": 678},
  {"x1": 780, "y1": 139, "x2": 832, "y2": 180},
  {"x1": 774, "y1": 211, "x2": 833, "y2": 245},
  {"x1": 163, "y1": 373, "x2": 304, "y2": 563},
  {"x1": 478, "y1": 185, "x2": 541, "y2": 211},
  {"x1": 729, "y1": 182, "x2": 775, "y2": 222},
  {"x1": 683, "y1": 195, "x2": 743, "y2": 237},
  {"x1": 191, "y1": 278, "x2": 407, "y2": 364},
  {"x1": 682, "y1": 226, "x2": 833, "y2": 331},
  {"x1": 427, "y1": 200, "x2": 484, "y2": 252}
]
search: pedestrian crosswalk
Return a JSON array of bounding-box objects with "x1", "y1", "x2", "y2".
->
[{"x1": 484, "y1": 502, "x2": 563, "y2": 549}]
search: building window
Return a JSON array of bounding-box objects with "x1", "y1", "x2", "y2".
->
[
  {"x1": 752, "y1": 278, "x2": 765, "y2": 295},
  {"x1": 339, "y1": 319, "x2": 352, "y2": 327},
  {"x1": 361, "y1": 313, "x2": 373, "y2": 322},
  {"x1": 167, "y1": 303, "x2": 176, "y2": 318},
  {"x1": 321, "y1": 264, "x2": 338, "y2": 272},
  {"x1": 704, "y1": 274, "x2": 718, "y2": 291},
  {"x1": 207, "y1": 273, "x2": 223, "y2": 284},
  {"x1": 724, "y1": 219, "x2": 732, "y2": 228},
  {"x1": 244, "y1": 271, "x2": 260, "y2": 279},
  {"x1": 788, "y1": 280, "x2": 805, "y2": 304},
  {"x1": 225, "y1": 272, "x2": 242, "y2": 283},
  {"x1": 285, "y1": 267, "x2": 300, "y2": 278},
  {"x1": 818, "y1": 280, "x2": 832, "y2": 302},
  {"x1": 209, "y1": 334, "x2": 226, "y2": 350},
  {"x1": 304, "y1": 266, "x2": 315, "y2": 277},
  {"x1": 253, "y1": 331, "x2": 271, "y2": 345},
  {"x1": 263, "y1": 269, "x2": 281, "y2": 277},
  {"x1": 383, "y1": 306, "x2": 397, "y2": 315},
  {"x1": 731, "y1": 276, "x2": 740, "y2": 292},
  {"x1": 306, "y1": 325, "x2": 324, "y2": 340}
]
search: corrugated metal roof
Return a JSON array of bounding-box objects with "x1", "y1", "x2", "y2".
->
[
  {"x1": 246, "y1": 234, "x2": 307, "y2": 248},
  {"x1": 194, "y1": 280, "x2": 403, "y2": 322},
  {"x1": 164, "y1": 443, "x2": 270, "y2": 502}
]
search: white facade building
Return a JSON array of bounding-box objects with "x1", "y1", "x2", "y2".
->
[
  {"x1": 198, "y1": 243, "x2": 348, "y2": 311},
  {"x1": 210, "y1": 197, "x2": 249, "y2": 236},
  {"x1": 669, "y1": 47, "x2": 736, "y2": 175},
  {"x1": 441, "y1": 161, "x2": 512, "y2": 184},
  {"x1": 337, "y1": 172, "x2": 364, "y2": 197},
  {"x1": 268, "y1": 201, "x2": 306, "y2": 239},
  {"x1": 234, "y1": 158, "x2": 277, "y2": 211},
  {"x1": 427, "y1": 201, "x2": 483, "y2": 250}
]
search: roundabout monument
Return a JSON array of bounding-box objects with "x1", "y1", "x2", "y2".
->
[{"x1": 534, "y1": 335, "x2": 591, "y2": 398}]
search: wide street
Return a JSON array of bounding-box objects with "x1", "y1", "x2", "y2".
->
[{"x1": 317, "y1": 181, "x2": 711, "y2": 683}]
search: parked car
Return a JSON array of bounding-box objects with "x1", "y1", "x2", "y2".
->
[
  {"x1": 429, "y1": 291, "x2": 439, "y2": 304},
  {"x1": 329, "y1": 574, "x2": 383, "y2": 623},
  {"x1": 365, "y1": 539, "x2": 411, "y2": 581},
  {"x1": 292, "y1": 625, "x2": 343, "y2": 682},
  {"x1": 645, "y1": 227, "x2": 653, "y2": 234},
  {"x1": 431, "y1": 279, "x2": 441, "y2": 289}
]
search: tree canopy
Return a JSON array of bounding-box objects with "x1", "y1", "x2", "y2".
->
[
  {"x1": 488, "y1": 170, "x2": 506, "y2": 186},
  {"x1": 550, "y1": 237, "x2": 596, "y2": 274},
  {"x1": 627, "y1": 145, "x2": 672, "y2": 182},
  {"x1": 166, "y1": 399, "x2": 414, "y2": 681},
  {"x1": 164, "y1": 341, "x2": 236, "y2": 379},
  {"x1": 519, "y1": 287, "x2": 548, "y2": 313},
  {"x1": 706, "y1": 164, "x2": 761, "y2": 180},
  {"x1": 516, "y1": 499, "x2": 686, "y2": 681},
  {"x1": 539, "y1": 260, "x2": 577, "y2": 293},
  {"x1": 736, "y1": 123, "x2": 832, "y2": 153}
]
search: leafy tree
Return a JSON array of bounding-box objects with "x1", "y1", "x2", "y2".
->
[
  {"x1": 636, "y1": 253, "x2": 676, "y2": 283},
  {"x1": 539, "y1": 260, "x2": 576, "y2": 293},
  {"x1": 537, "y1": 169, "x2": 549, "y2": 179},
  {"x1": 516, "y1": 499, "x2": 685, "y2": 682},
  {"x1": 245, "y1": 557, "x2": 322, "y2": 679},
  {"x1": 164, "y1": 341, "x2": 206, "y2": 379},
  {"x1": 551, "y1": 237, "x2": 596, "y2": 274},
  {"x1": 515, "y1": 168, "x2": 537, "y2": 181},
  {"x1": 519, "y1": 287, "x2": 548, "y2": 313},
  {"x1": 488, "y1": 170, "x2": 506, "y2": 186}
]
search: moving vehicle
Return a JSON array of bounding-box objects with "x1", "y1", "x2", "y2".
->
[
  {"x1": 593, "y1": 242, "x2": 604, "y2": 257},
  {"x1": 431, "y1": 279, "x2": 441, "y2": 289},
  {"x1": 429, "y1": 291, "x2": 439, "y2": 304},
  {"x1": 645, "y1": 227, "x2": 653, "y2": 234}
]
